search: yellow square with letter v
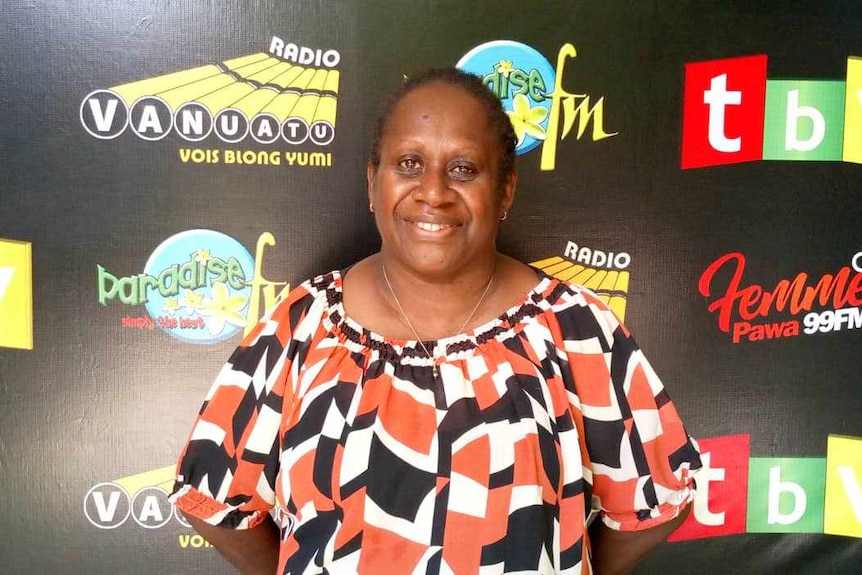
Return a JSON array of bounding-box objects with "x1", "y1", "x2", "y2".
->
[{"x1": 0, "y1": 239, "x2": 33, "y2": 350}]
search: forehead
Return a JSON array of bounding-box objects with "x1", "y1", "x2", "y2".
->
[{"x1": 380, "y1": 82, "x2": 495, "y2": 149}]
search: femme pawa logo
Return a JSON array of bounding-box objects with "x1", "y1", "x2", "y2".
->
[
  {"x1": 698, "y1": 252, "x2": 862, "y2": 344},
  {"x1": 80, "y1": 37, "x2": 339, "y2": 168},
  {"x1": 456, "y1": 40, "x2": 618, "y2": 171},
  {"x1": 682, "y1": 55, "x2": 862, "y2": 168},
  {"x1": 530, "y1": 240, "x2": 632, "y2": 321},
  {"x1": 97, "y1": 230, "x2": 292, "y2": 344}
]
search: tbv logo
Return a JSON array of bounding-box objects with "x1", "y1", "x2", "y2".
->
[
  {"x1": 681, "y1": 54, "x2": 861, "y2": 168},
  {"x1": 84, "y1": 483, "x2": 189, "y2": 529}
]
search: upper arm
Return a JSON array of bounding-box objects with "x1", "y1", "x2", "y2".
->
[
  {"x1": 559, "y1": 288, "x2": 702, "y2": 532},
  {"x1": 169, "y1": 287, "x2": 314, "y2": 529}
]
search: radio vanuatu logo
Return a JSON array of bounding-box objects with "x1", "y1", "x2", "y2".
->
[
  {"x1": 80, "y1": 37, "x2": 339, "y2": 167},
  {"x1": 457, "y1": 40, "x2": 617, "y2": 171},
  {"x1": 531, "y1": 240, "x2": 632, "y2": 321}
]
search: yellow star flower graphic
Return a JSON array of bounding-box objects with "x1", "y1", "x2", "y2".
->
[
  {"x1": 198, "y1": 282, "x2": 248, "y2": 335},
  {"x1": 179, "y1": 289, "x2": 205, "y2": 315},
  {"x1": 163, "y1": 298, "x2": 180, "y2": 316},
  {"x1": 495, "y1": 59, "x2": 514, "y2": 78},
  {"x1": 507, "y1": 93, "x2": 548, "y2": 146},
  {"x1": 193, "y1": 249, "x2": 211, "y2": 265}
]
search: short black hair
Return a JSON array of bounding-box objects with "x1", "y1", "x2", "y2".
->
[{"x1": 369, "y1": 67, "x2": 517, "y2": 182}]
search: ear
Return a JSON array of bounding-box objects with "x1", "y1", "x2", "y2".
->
[
  {"x1": 500, "y1": 169, "x2": 517, "y2": 215},
  {"x1": 366, "y1": 160, "x2": 376, "y2": 206}
]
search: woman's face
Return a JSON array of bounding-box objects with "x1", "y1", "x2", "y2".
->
[{"x1": 368, "y1": 81, "x2": 516, "y2": 278}]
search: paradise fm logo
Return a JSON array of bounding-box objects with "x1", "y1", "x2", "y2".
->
[
  {"x1": 80, "y1": 37, "x2": 339, "y2": 168},
  {"x1": 699, "y1": 251, "x2": 862, "y2": 343},
  {"x1": 456, "y1": 40, "x2": 618, "y2": 171},
  {"x1": 98, "y1": 230, "x2": 291, "y2": 344}
]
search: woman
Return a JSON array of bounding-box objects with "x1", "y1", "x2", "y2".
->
[{"x1": 171, "y1": 68, "x2": 702, "y2": 575}]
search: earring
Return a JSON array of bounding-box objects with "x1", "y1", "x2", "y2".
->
[
  {"x1": 500, "y1": 211, "x2": 508, "y2": 221},
  {"x1": 369, "y1": 203, "x2": 375, "y2": 213}
]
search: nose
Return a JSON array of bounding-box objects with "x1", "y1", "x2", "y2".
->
[{"x1": 413, "y1": 165, "x2": 453, "y2": 207}]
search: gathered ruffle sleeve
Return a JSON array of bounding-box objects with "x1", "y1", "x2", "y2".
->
[
  {"x1": 555, "y1": 288, "x2": 702, "y2": 532},
  {"x1": 169, "y1": 285, "x2": 316, "y2": 529}
]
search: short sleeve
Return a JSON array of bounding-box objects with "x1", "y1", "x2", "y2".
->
[
  {"x1": 559, "y1": 288, "x2": 702, "y2": 532},
  {"x1": 169, "y1": 285, "x2": 315, "y2": 529}
]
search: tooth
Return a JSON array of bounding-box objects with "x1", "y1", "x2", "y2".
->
[{"x1": 417, "y1": 222, "x2": 446, "y2": 232}]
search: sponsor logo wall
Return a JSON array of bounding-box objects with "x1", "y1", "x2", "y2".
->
[{"x1": 3, "y1": 3, "x2": 861, "y2": 574}]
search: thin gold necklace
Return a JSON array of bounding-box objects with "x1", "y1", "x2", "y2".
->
[{"x1": 381, "y1": 263, "x2": 495, "y2": 379}]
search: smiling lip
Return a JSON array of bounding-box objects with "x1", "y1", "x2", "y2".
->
[{"x1": 413, "y1": 221, "x2": 455, "y2": 232}]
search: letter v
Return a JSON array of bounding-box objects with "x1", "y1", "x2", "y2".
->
[
  {"x1": 89, "y1": 98, "x2": 118, "y2": 132},
  {"x1": 0, "y1": 267, "x2": 14, "y2": 302},
  {"x1": 838, "y1": 467, "x2": 862, "y2": 523}
]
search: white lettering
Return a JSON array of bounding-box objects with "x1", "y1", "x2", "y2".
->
[
  {"x1": 219, "y1": 113, "x2": 239, "y2": 136},
  {"x1": 138, "y1": 495, "x2": 164, "y2": 522},
  {"x1": 692, "y1": 452, "x2": 726, "y2": 526},
  {"x1": 803, "y1": 307, "x2": 862, "y2": 334},
  {"x1": 0, "y1": 267, "x2": 13, "y2": 302},
  {"x1": 137, "y1": 105, "x2": 163, "y2": 134},
  {"x1": 92, "y1": 490, "x2": 122, "y2": 522},
  {"x1": 298, "y1": 46, "x2": 315, "y2": 65},
  {"x1": 785, "y1": 89, "x2": 825, "y2": 152},
  {"x1": 591, "y1": 250, "x2": 608, "y2": 267},
  {"x1": 704, "y1": 74, "x2": 742, "y2": 153},
  {"x1": 256, "y1": 120, "x2": 274, "y2": 139},
  {"x1": 564, "y1": 241, "x2": 578, "y2": 259},
  {"x1": 322, "y1": 50, "x2": 340, "y2": 67},
  {"x1": 267, "y1": 38, "x2": 339, "y2": 68},
  {"x1": 268, "y1": 35, "x2": 284, "y2": 57},
  {"x1": 614, "y1": 252, "x2": 631, "y2": 269},
  {"x1": 852, "y1": 251, "x2": 862, "y2": 273},
  {"x1": 838, "y1": 466, "x2": 862, "y2": 524},
  {"x1": 88, "y1": 98, "x2": 118, "y2": 132},
  {"x1": 767, "y1": 466, "x2": 807, "y2": 525},
  {"x1": 181, "y1": 109, "x2": 204, "y2": 135}
]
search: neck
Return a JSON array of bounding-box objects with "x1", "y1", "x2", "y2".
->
[{"x1": 377, "y1": 252, "x2": 499, "y2": 339}]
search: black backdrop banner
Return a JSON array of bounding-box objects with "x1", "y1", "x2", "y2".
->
[{"x1": 1, "y1": 1, "x2": 860, "y2": 573}]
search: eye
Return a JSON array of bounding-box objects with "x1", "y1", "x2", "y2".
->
[
  {"x1": 449, "y1": 162, "x2": 477, "y2": 181},
  {"x1": 396, "y1": 157, "x2": 423, "y2": 174}
]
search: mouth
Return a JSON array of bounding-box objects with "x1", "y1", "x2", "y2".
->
[{"x1": 413, "y1": 221, "x2": 456, "y2": 233}]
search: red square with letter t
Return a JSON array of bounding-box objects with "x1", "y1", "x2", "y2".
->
[
  {"x1": 681, "y1": 55, "x2": 767, "y2": 168},
  {"x1": 669, "y1": 434, "x2": 750, "y2": 541}
]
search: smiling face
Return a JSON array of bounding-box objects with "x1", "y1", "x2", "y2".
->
[{"x1": 368, "y1": 81, "x2": 516, "y2": 279}]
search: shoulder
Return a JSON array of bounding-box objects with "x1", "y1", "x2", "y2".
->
[
  {"x1": 247, "y1": 270, "x2": 341, "y2": 343},
  {"x1": 537, "y1": 275, "x2": 628, "y2": 345}
]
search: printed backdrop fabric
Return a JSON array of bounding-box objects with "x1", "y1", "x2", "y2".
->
[{"x1": 0, "y1": 1, "x2": 860, "y2": 574}]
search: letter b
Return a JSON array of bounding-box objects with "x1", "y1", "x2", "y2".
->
[
  {"x1": 747, "y1": 457, "x2": 826, "y2": 533},
  {"x1": 767, "y1": 466, "x2": 806, "y2": 524}
]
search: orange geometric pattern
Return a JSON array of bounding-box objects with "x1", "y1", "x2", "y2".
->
[{"x1": 171, "y1": 271, "x2": 701, "y2": 574}]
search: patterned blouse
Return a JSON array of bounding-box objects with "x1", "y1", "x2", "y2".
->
[{"x1": 171, "y1": 270, "x2": 701, "y2": 575}]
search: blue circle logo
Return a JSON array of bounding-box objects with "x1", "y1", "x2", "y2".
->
[
  {"x1": 457, "y1": 40, "x2": 555, "y2": 155},
  {"x1": 142, "y1": 230, "x2": 254, "y2": 344}
]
